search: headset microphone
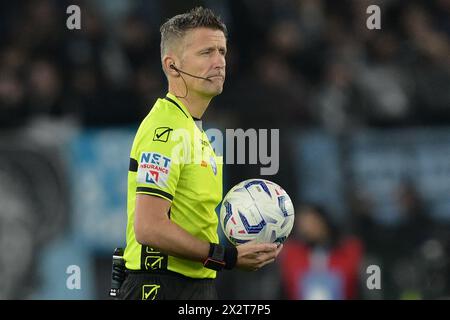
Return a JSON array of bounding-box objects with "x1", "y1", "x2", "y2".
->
[{"x1": 170, "y1": 64, "x2": 212, "y2": 81}]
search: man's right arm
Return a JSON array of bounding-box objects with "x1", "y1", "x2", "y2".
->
[
  {"x1": 134, "y1": 194, "x2": 210, "y2": 262},
  {"x1": 134, "y1": 194, "x2": 282, "y2": 271}
]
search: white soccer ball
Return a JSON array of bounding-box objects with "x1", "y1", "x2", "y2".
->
[{"x1": 219, "y1": 179, "x2": 295, "y2": 245}]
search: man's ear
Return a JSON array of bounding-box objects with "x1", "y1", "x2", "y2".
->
[{"x1": 163, "y1": 56, "x2": 179, "y2": 77}]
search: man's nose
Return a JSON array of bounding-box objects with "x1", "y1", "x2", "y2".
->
[{"x1": 212, "y1": 52, "x2": 226, "y2": 70}]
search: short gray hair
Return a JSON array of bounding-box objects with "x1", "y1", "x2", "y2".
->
[{"x1": 160, "y1": 7, "x2": 227, "y2": 58}]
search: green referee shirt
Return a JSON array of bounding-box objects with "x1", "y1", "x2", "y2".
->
[{"x1": 124, "y1": 93, "x2": 223, "y2": 279}]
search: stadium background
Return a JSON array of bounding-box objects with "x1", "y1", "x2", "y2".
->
[{"x1": 0, "y1": 0, "x2": 449, "y2": 299}]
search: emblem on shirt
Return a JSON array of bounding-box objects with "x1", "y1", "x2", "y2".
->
[
  {"x1": 153, "y1": 127, "x2": 173, "y2": 142},
  {"x1": 137, "y1": 152, "x2": 171, "y2": 187},
  {"x1": 142, "y1": 284, "x2": 160, "y2": 300}
]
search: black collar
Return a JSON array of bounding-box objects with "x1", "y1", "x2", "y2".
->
[{"x1": 164, "y1": 96, "x2": 188, "y2": 118}]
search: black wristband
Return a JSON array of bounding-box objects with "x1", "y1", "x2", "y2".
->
[
  {"x1": 203, "y1": 243, "x2": 226, "y2": 271},
  {"x1": 208, "y1": 242, "x2": 215, "y2": 257},
  {"x1": 224, "y1": 246, "x2": 238, "y2": 270},
  {"x1": 203, "y1": 243, "x2": 238, "y2": 271}
]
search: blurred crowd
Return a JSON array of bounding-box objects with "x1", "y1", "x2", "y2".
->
[
  {"x1": 1, "y1": 0, "x2": 449, "y2": 130},
  {"x1": 1, "y1": 0, "x2": 450, "y2": 299}
]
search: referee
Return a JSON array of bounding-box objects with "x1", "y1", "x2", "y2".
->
[{"x1": 118, "y1": 7, "x2": 282, "y2": 300}]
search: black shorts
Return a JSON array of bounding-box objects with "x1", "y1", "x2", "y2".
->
[{"x1": 117, "y1": 270, "x2": 218, "y2": 300}]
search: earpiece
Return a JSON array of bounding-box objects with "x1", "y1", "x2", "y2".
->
[{"x1": 168, "y1": 64, "x2": 211, "y2": 81}]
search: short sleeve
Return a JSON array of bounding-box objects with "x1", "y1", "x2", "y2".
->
[{"x1": 135, "y1": 126, "x2": 190, "y2": 202}]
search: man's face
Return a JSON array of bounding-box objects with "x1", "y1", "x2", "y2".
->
[
  {"x1": 179, "y1": 28, "x2": 227, "y2": 98},
  {"x1": 296, "y1": 210, "x2": 329, "y2": 243}
]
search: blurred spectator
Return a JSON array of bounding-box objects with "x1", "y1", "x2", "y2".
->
[
  {"x1": 27, "y1": 59, "x2": 65, "y2": 118},
  {"x1": 400, "y1": 3, "x2": 450, "y2": 124},
  {"x1": 118, "y1": 14, "x2": 160, "y2": 73},
  {"x1": 221, "y1": 52, "x2": 311, "y2": 129},
  {"x1": 311, "y1": 59, "x2": 366, "y2": 133},
  {"x1": 388, "y1": 181, "x2": 449, "y2": 299},
  {"x1": 356, "y1": 31, "x2": 414, "y2": 127},
  {"x1": 279, "y1": 204, "x2": 364, "y2": 299},
  {"x1": 0, "y1": 65, "x2": 27, "y2": 128}
]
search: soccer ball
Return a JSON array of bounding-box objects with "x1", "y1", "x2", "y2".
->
[{"x1": 219, "y1": 179, "x2": 295, "y2": 245}]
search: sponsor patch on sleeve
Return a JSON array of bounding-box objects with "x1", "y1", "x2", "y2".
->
[{"x1": 137, "y1": 152, "x2": 171, "y2": 188}]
